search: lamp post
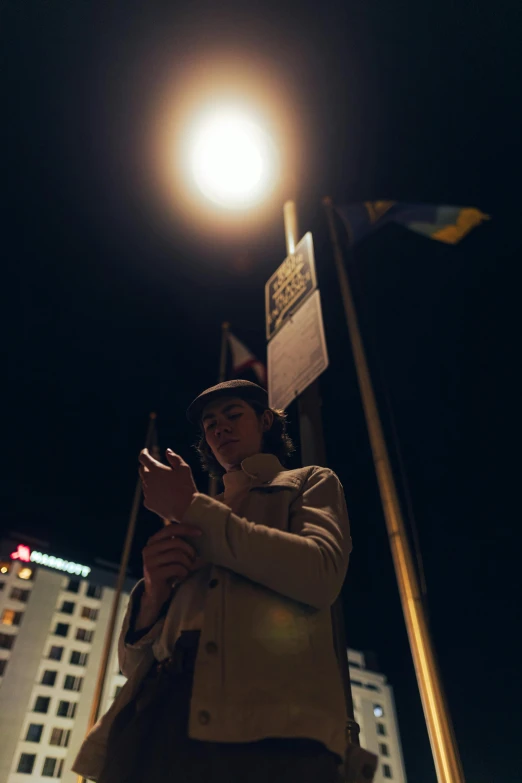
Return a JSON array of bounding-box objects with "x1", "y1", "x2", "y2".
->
[{"x1": 187, "y1": 114, "x2": 375, "y2": 781}]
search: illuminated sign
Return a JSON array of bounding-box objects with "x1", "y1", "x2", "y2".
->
[
  {"x1": 11, "y1": 544, "x2": 30, "y2": 562},
  {"x1": 10, "y1": 545, "x2": 91, "y2": 578}
]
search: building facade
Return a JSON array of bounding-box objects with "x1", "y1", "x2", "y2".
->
[
  {"x1": 349, "y1": 649, "x2": 407, "y2": 783},
  {"x1": 0, "y1": 534, "x2": 132, "y2": 783},
  {"x1": 1, "y1": 533, "x2": 407, "y2": 783}
]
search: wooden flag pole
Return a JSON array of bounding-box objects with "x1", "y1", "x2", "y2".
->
[
  {"x1": 208, "y1": 322, "x2": 229, "y2": 497},
  {"x1": 218, "y1": 321, "x2": 230, "y2": 384},
  {"x1": 323, "y1": 196, "x2": 465, "y2": 783},
  {"x1": 77, "y1": 412, "x2": 158, "y2": 783}
]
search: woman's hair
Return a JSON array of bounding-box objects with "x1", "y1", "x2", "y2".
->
[{"x1": 194, "y1": 400, "x2": 295, "y2": 478}]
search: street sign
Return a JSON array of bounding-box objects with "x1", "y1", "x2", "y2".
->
[
  {"x1": 265, "y1": 232, "x2": 317, "y2": 340},
  {"x1": 268, "y1": 289, "x2": 329, "y2": 411}
]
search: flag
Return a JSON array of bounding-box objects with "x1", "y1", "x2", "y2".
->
[
  {"x1": 227, "y1": 332, "x2": 267, "y2": 387},
  {"x1": 337, "y1": 201, "x2": 489, "y2": 246}
]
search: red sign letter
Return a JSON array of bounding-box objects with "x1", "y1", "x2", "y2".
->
[{"x1": 10, "y1": 544, "x2": 31, "y2": 563}]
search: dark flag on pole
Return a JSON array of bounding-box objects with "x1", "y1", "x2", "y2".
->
[
  {"x1": 227, "y1": 331, "x2": 267, "y2": 388},
  {"x1": 337, "y1": 201, "x2": 489, "y2": 246},
  {"x1": 207, "y1": 325, "x2": 267, "y2": 498}
]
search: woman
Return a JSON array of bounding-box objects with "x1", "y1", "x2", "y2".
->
[{"x1": 74, "y1": 379, "x2": 352, "y2": 782}]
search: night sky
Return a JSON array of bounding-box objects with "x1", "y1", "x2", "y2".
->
[{"x1": 3, "y1": 1, "x2": 521, "y2": 781}]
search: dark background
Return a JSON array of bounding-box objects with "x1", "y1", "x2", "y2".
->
[{"x1": 2, "y1": 1, "x2": 521, "y2": 781}]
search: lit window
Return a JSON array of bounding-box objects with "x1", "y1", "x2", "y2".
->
[
  {"x1": 86, "y1": 584, "x2": 103, "y2": 599},
  {"x1": 48, "y1": 645, "x2": 64, "y2": 661},
  {"x1": 379, "y1": 743, "x2": 389, "y2": 757},
  {"x1": 0, "y1": 561, "x2": 11, "y2": 575},
  {"x1": 373, "y1": 704, "x2": 384, "y2": 718},
  {"x1": 42, "y1": 757, "x2": 64, "y2": 778},
  {"x1": 0, "y1": 632, "x2": 15, "y2": 650},
  {"x1": 10, "y1": 587, "x2": 30, "y2": 602},
  {"x1": 17, "y1": 566, "x2": 34, "y2": 581},
  {"x1": 1, "y1": 609, "x2": 16, "y2": 625},
  {"x1": 383, "y1": 763, "x2": 393, "y2": 778},
  {"x1": 53, "y1": 622, "x2": 70, "y2": 638},
  {"x1": 59, "y1": 601, "x2": 75, "y2": 615},
  {"x1": 41, "y1": 670, "x2": 57, "y2": 686},
  {"x1": 1, "y1": 609, "x2": 23, "y2": 626},
  {"x1": 57, "y1": 700, "x2": 77, "y2": 718},
  {"x1": 76, "y1": 628, "x2": 94, "y2": 643},
  {"x1": 17, "y1": 753, "x2": 36, "y2": 774},
  {"x1": 33, "y1": 695, "x2": 51, "y2": 713},
  {"x1": 50, "y1": 727, "x2": 70, "y2": 747},
  {"x1": 25, "y1": 723, "x2": 44, "y2": 742},
  {"x1": 377, "y1": 722, "x2": 386, "y2": 736},
  {"x1": 70, "y1": 650, "x2": 89, "y2": 666},
  {"x1": 64, "y1": 674, "x2": 83, "y2": 692},
  {"x1": 81, "y1": 606, "x2": 98, "y2": 621},
  {"x1": 66, "y1": 579, "x2": 80, "y2": 593},
  {"x1": 0, "y1": 659, "x2": 7, "y2": 676}
]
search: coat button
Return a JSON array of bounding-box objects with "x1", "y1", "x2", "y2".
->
[
  {"x1": 198, "y1": 710, "x2": 211, "y2": 725},
  {"x1": 208, "y1": 578, "x2": 219, "y2": 589},
  {"x1": 205, "y1": 641, "x2": 218, "y2": 654}
]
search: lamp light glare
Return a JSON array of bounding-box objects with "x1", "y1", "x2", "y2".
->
[{"x1": 189, "y1": 108, "x2": 276, "y2": 209}]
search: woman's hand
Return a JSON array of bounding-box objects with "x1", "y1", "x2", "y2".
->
[{"x1": 139, "y1": 448, "x2": 197, "y2": 522}]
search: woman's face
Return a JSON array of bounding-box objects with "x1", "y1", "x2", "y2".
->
[{"x1": 201, "y1": 396, "x2": 272, "y2": 471}]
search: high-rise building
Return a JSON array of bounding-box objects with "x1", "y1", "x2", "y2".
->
[
  {"x1": 1, "y1": 533, "x2": 407, "y2": 783},
  {"x1": 348, "y1": 649, "x2": 407, "y2": 782},
  {"x1": 0, "y1": 533, "x2": 132, "y2": 783}
]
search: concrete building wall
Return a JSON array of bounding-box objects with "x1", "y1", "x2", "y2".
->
[
  {"x1": 0, "y1": 567, "x2": 61, "y2": 783},
  {"x1": 0, "y1": 543, "x2": 133, "y2": 783},
  {"x1": 349, "y1": 650, "x2": 408, "y2": 783}
]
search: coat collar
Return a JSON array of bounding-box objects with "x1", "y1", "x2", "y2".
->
[{"x1": 222, "y1": 453, "x2": 285, "y2": 489}]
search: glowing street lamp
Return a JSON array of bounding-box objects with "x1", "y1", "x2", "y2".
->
[{"x1": 188, "y1": 107, "x2": 278, "y2": 210}]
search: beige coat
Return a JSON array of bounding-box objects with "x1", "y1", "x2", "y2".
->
[{"x1": 73, "y1": 455, "x2": 353, "y2": 780}]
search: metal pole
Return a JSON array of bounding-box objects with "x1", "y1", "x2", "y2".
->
[
  {"x1": 283, "y1": 200, "x2": 299, "y2": 254},
  {"x1": 283, "y1": 201, "x2": 370, "y2": 772},
  {"x1": 283, "y1": 201, "x2": 326, "y2": 467},
  {"x1": 323, "y1": 196, "x2": 465, "y2": 783},
  {"x1": 208, "y1": 322, "x2": 230, "y2": 497},
  {"x1": 77, "y1": 412, "x2": 157, "y2": 783}
]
